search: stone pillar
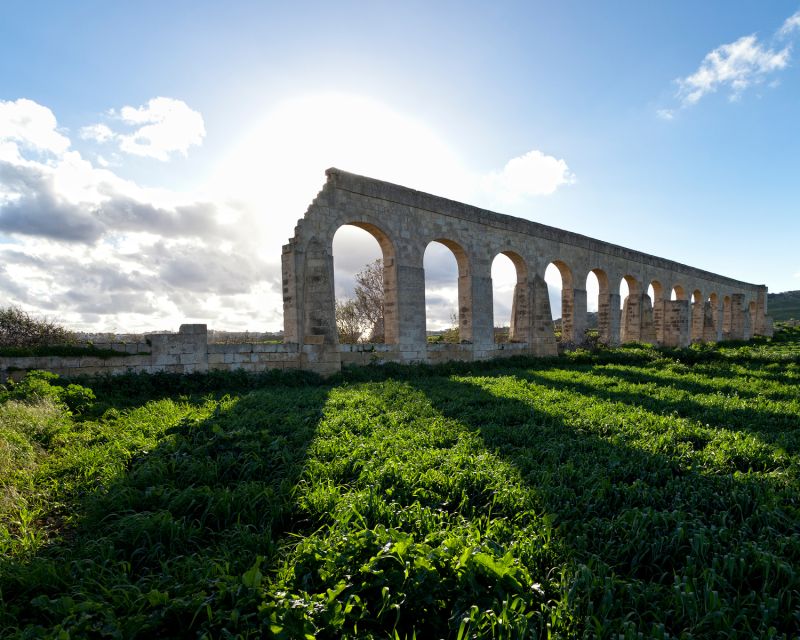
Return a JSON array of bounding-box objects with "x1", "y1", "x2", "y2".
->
[
  {"x1": 568, "y1": 287, "x2": 588, "y2": 344},
  {"x1": 722, "y1": 297, "x2": 733, "y2": 339},
  {"x1": 381, "y1": 256, "x2": 399, "y2": 345},
  {"x1": 661, "y1": 300, "x2": 690, "y2": 347},
  {"x1": 640, "y1": 295, "x2": 657, "y2": 343},
  {"x1": 396, "y1": 263, "x2": 427, "y2": 353},
  {"x1": 509, "y1": 279, "x2": 531, "y2": 343},
  {"x1": 469, "y1": 262, "x2": 495, "y2": 347},
  {"x1": 702, "y1": 300, "x2": 722, "y2": 342},
  {"x1": 621, "y1": 294, "x2": 640, "y2": 343},
  {"x1": 622, "y1": 294, "x2": 656, "y2": 344},
  {"x1": 530, "y1": 274, "x2": 558, "y2": 356},
  {"x1": 560, "y1": 286, "x2": 574, "y2": 343},
  {"x1": 607, "y1": 292, "x2": 621, "y2": 346},
  {"x1": 727, "y1": 294, "x2": 746, "y2": 340},
  {"x1": 652, "y1": 295, "x2": 666, "y2": 345},
  {"x1": 281, "y1": 241, "x2": 302, "y2": 343},
  {"x1": 753, "y1": 287, "x2": 772, "y2": 337},
  {"x1": 691, "y1": 300, "x2": 705, "y2": 342},
  {"x1": 597, "y1": 291, "x2": 611, "y2": 345},
  {"x1": 714, "y1": 301, "x2": 724, "y2": 342},
  {"x1": 301, "y1": 238, "x2": 337, "y2": 344},
  {"x1": 743, "y1": 306, "x2": 753, "y2": 341}
]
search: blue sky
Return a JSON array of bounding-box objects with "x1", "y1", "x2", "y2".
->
[{"x1": 1, "y1": 1, "x2": 798, "y2": 332}]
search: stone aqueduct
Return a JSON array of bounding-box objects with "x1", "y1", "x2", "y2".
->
[
  {"x1": 0, "y1": 167, "x2": 775, "y2": 380},
  {"x1": 283, "y1": 168, "x2": 772, "y2": 373}
]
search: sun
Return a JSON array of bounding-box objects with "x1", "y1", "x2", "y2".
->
[{"x1": 211, "y1": 93, "x2": 467, "y2": 224}]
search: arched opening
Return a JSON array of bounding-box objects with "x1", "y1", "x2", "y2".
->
[
  {"x1": 671, "y1": 285, "x2": 686, "y2": 301},
  {"x1": 587, "y1": 269, "x2": 609, "y2": 344},
  {"x1": 491, "y1": 251, "x2": 528, "y2": 343},
  {"x1": 545, "y1": 261, "x2": 574, "y2": 343},
  {"x1": 332, "y1": 223, "x2": 397, "y2": 344},
  {"x1": 723, "y1": 295, "x2": 732, "y2": 338},
  {"x1": 424, "y1": 239, "x2": 469, "y2": 343}
]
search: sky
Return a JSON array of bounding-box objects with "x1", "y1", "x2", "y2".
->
[{"x1": 1, "y1": 1, "x2": 799, "y2": 333}]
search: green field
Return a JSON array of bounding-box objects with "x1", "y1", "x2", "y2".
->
[{"x1": 1, "y1": 329, "x2": 799, "y2": 638}]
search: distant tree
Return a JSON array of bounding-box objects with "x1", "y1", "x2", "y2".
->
[
  {"x1": 354, "y1": 259, "x2": 384, "y2": 342},
  {"x1": 0, "y1": 306, "x2": 74, "y2": 348},
  {"x1": 442, "y1": 311, "x2": 460, "y2": 343},
  {"x1": 335, "y1": 259, "x2": 385, "y2": 343},
  {"x1": 335, "y1": 299, "x2": 366, "y2": 344}
]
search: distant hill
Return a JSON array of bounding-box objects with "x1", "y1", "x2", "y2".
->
[{"x1": 768, "y1": 290, "x2": 800, "y2": 322}]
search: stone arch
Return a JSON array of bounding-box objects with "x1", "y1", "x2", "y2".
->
[
  {"x1": 332, "y1": 222, "x2": 400, "y2": 344},
  {"x1": 491, "y1": 250, "x2": 529, "y2": 343},
  {"x1": 423, "y1": 238, "x2": 475, "y2": 343}
]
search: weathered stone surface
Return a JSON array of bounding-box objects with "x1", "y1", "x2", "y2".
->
[{"x1": 283, "y1": 169, "x2": 772, "y2": 370}]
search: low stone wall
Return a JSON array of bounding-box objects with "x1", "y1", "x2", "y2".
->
[
  {"x1": 207, "y1": 342, "x2": 300, "y2": 372},
  {"x1": 1, "y1": 322, "x2": 552, "y2": 380}
]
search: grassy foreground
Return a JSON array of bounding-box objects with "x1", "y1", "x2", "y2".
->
[{"x1": 1, "y1": 329, "x2": 799, "y2": 638}]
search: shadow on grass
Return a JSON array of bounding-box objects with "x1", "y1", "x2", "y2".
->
[
  {"x1": 516, "y1": 368, "x2": 800, "y2": 455},
  {"x1": 0, "y1": 379, "x2": 330, "y2": 638},
  {"x1": 403, "y1": 371, "x2": 799, "y2": 637},
  {"x1": 2, "y1": 342, "x2": 799, "y2": 638}
]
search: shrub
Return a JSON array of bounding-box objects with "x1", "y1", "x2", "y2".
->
[
  {"x1": 1, "y1": 370, "x2": 95, "y2": 415},
  {"x1": 0, "y1": 306, "x2": 75, "y2": 348}
]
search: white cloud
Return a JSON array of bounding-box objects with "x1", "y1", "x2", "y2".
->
[
  {"x1": 82, "y1": 97, "x2": 206, "y2": 161},
  {"x1": 116, "y1": 97, "x2": 205, "y2": 160},
  {"x1": 659, "y1": 11, "x2": 800, "y2": 117},
  {"x1": 677, "y1": 35, "x2": 789, "y2": 105},
  {"x1": 80, "y1": 123, "x2": 114, "y2": 143},
  {"x1": 779, "y1": 11, "x2": 800, "y2": 37},
  {"x1": 478, "y1": 149, "x2": 575, "y2": 203},
  {"x1": 0, "y1": 98, "x2": 71, "y2": 155},
  {"x1": 0, "y1": 98, "x2": 270, "y2": 332}
]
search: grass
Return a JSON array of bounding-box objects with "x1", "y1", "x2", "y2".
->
[{"x1": 1, "y1": 329, "x2": 799, "y2": 638}]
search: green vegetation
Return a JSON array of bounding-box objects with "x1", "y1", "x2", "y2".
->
[
  {"x1": 768, "y1": 290, "x2": 800, "y2": 322},
  {"x1": 1, "y1": 329, "x2": 799, "y2": 638},
  {"x1": 0, "y1": 307, "x2": 75, "y2": 349}
]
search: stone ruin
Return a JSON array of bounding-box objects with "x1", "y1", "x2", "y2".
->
[{"x1": 0, "y1": 168, "x2": 773, "y2": 378}]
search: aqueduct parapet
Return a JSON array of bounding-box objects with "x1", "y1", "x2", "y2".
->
[{"x1": 281, "y1": 169, "x2": 772, "y2": 374}]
